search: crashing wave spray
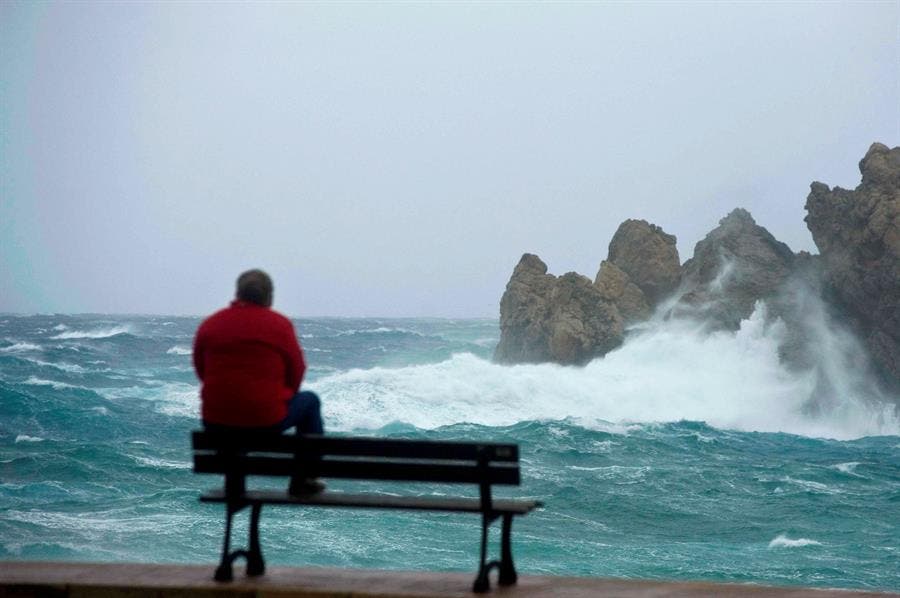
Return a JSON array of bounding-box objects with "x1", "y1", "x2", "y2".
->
[{"x1": 314, "y1": 295, "x2": 899, "y2": 440}]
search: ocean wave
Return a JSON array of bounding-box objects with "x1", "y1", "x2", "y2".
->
[
  {"x1": 50, "y1": 326, "x2": 132, "y2": 340},
  {"x1": 832, "y1": 462, "x2": 861, "y2": 475},
  {"x1": 336, "y1": 327, "x2": 425, "y2": 337},
  {"x1": 25, "y1": 358, "x2": 88, "y2": 373},
  {"x1": 22, "y1": 376, "x2": 84, "y2": 391},
  {"x1": 128, "y1": 455, "x2": 192, "y2": 470},
  {"x1": 0, "y1": 342, "x2": 41, "y2": 353},
  {"x1": 99, "y1": 382, "x2": 199, "y2": 419},
  {"x1": 14, "y1": 435, "x2": 44, "y2": 443},
  {"x1": 4, "y1": 509, "x2": 193, "y2": 533},
  {"x1": 311, "y1": 305, "x2": 900, "y2": 440},
  {"x1": 166, "y1": 346, "x2": 192, "y2": 355},
  {"x1": 768, "y1": 534, "x2": 822, "y2": 548},
  {"x1": 779, "y1": 477, "x2": 839, "y2": 494}
]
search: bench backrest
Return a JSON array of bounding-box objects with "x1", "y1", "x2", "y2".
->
[{"x1": 192, "y1": 431, "x2": 521, "y2": 488}]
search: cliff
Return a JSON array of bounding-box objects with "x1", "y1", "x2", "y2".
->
[{"x1": 805, "y1": 142, "x2": 900, "y2": 386}]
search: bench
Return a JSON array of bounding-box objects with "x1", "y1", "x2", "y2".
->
[{"x1": 192, "y1": 431, "x2": 543, "y2": 593}]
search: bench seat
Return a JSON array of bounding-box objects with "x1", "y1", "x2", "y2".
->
[{"x1": 201, "y1": 488, "x2": 539, "y2": 514}]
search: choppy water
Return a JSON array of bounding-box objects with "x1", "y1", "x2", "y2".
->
[{"x1": 1, "y1": 312, "x2": 898, "y2": 591}]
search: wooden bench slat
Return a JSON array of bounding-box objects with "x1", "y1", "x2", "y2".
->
[
  {"x1": 200, "y1": 489, "x2": 542, "y2": 515},
  {"x1": 192, "y1": 432, "x2": 519, "y2": 462},
  {"x1": 193, "y1": 454, "x2": 521, "y2": 485}
]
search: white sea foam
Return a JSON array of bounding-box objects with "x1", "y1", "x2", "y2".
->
[
  {"x1": 4, "y1": 510, "x2": 194, "y2": 533},
  {"x1": 0, "y1": 341, "x2": 41, "y2": 353},
  {"x1": 129, "y1": 455, "x2": 192, "y2": 470},
  {"x1": 14, "y1": 435, "x2": 44, "y2": 443},
  {"x1": 52, "y1": 324, "x2": 68, "y2": 331},
  {"x1": 336, "y1": 327, "x2": 423, "y2": 337},
  {"x1": 166, "y1": 345, "x2": 192, "y2": 355},
  {"x1": 312, "y1": 303, "x2": 900, "y2": 440},
  {"x1": 50, "y1": 325, "x2": 131, "y2": 340},
  {"x1": 22, "y1": 377, "x2": 82, "y2": 390},
  {"x1": 99, "y1": 382, "x2": 199, "y2": 419},
  {"x1": 780, "y1": 477, "x2": 839, "y2": 494},
  {"x1": 769, "y1": 534, "x2": 822, "y2": 548},
  {"x1": 26, "y1": 358, "x2": 87, "y2": 373},
  {"x1": 832, "y1": 462, "x2": 861, "y2": 475}
]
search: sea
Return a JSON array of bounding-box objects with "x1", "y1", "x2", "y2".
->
[{"x1": 1, "y1": 309, "x2": 899, "y2": 592}]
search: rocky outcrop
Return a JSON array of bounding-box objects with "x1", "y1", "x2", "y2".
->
[
  {"x1": 494, "y1": 254, "x2": 623, "y2": 365},
  {"x1": 677, "y1": 208, "x2": 796, "y2": 329},
  {"x1": 594, "y1": 261, "x2": 650, "y2": 324},
  {"x1": 805, "y1": 142, "x2": 900, "y2": 385},
  {"x1": 607, "y1": 220, "x2": 682, "y2": 306},
  {"x1": 493, "y1": 142, "x2": 898, "y2": 385}
]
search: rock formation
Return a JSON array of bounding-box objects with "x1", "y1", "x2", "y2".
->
[
  {"x1": 805, "y1": 142, "x2": 900, "y2": 386},
  {"x1": 594, "y1": 261, "x2": 650, "y2": 324},
  {"x1": 494, "y1": 141, "x2": 899, "y2": 391},
  {"x1": 494, "y1": 254, "x2": 623, "y2": 365},
  {"x1": 677, "y1": 208, "x2": 796, "y2": 329},
  {"x1": 606, "y1": 219, "x2": 682, "y2": 306}
]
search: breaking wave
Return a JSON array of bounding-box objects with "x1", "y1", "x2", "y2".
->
[
  {"x1": 769, "y1": 535, "x2": 822, "y2": 548},
  {"x1": 50, "y1": 326, "x2": 132, "y2": 340},
  {"x1": 314, "y1": 304, "x2": 899, "y2": 440}
]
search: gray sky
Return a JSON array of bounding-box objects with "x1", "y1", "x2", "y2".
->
[{"x1": 2, "y1": 2, "x2": 897, "y2": 317}]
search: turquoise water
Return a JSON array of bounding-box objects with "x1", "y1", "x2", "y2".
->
[{"x1": 1, "y1": 314, "x2": 898, "y2": 591}]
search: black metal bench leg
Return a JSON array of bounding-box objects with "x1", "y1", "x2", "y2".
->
[
  {"x1": 472, "y1": 514, "x2": 491, "y2": 593},
  {"x1": 246, "y1": 503, "x2": 265, "y2": 577},
  {"x1": 214, "y1": 506, "x2": 236, "y2": 582},
  {"x1": 498, "y1": 514, "x2": 517, "y2": 586}
]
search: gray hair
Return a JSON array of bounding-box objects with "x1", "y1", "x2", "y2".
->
[{"x1": 235, "y1": 269, "x2": 273, "y2": 307}]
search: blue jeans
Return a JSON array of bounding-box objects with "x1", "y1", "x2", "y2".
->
[
  {"x1": 203, "y1": 391, "x2": 324, "y2": 435},
  {"x1": 279, "y1": 390, "x2": 324, "y2": 434}
]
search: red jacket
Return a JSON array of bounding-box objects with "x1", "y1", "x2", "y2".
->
[{"x1": 193, "y1": 301, "x2": 305, "y2": 427}]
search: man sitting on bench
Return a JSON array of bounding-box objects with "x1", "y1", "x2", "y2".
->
[{"x1": 193, "y1": 268, "x2": 325, "y2": 494}]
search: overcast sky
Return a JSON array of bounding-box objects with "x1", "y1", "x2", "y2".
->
[{"x1": 1, "y1": 2, "x2": 897, "y2": 317}]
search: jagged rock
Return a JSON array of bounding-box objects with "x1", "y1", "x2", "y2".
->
[
  {"x1": 678, "y1": 208, "x2": 796, "y2": 329},
  {"x1": 494, "y1": 254, "x2": 623, "y2": 365},
  {"x1": 607, "y1": 220, "x2": 682, "y2": 306},
  {"x1": 594, "y1": 261, "x2": 650, "y2": 324},
  {"x1": 805, "y1": 142, "x2": 900, "y2": 386}
]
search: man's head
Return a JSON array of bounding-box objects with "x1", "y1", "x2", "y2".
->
[{"x1": 235, "y1": 269, "x2": 274, "y2": 307}]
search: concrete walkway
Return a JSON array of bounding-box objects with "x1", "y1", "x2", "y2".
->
[{"x1": 0, "y1": 562, "x2": 896, "y2": 597}]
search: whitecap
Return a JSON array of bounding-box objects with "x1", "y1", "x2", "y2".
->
[
  {"x1": 25, "y1": 358, "x2": 86, "y2": 373},
  {"x1": 22, "y1": 376, "x2": 82, "y2": 390},
  {"x1": 99, "y1": 382, "x2": 199, "y2": 419},
  {"x1": 781, "y1": 477, "x2": 837, "y2": 494},
  {"x1": 50, "y1": 325, "x2": 131, "y2": 340},
  {"x1": 768, "y1": 534, "x2": 822, "y2": 548},
  {"x1": 14, "y1": 435, "x2": 44, "y2": 443},
  {"x1": 166, "y1": 346, "x2": 192, "y2": 355},
  {"x1": 832, "y1": 462, "x2": 861, "y2": 475},
  {"x1": 129, "y1": 455, "x2": 192, "y2": 470},
  {"x1": 336, "y1": 327, "x2": 424, "y2": 337},
  {"x1": 0, "y1": 342, "x2": 41, "y2": 353},
  {"x1": 52, "y1": 324, "x2": 68, "y2": 331}
]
